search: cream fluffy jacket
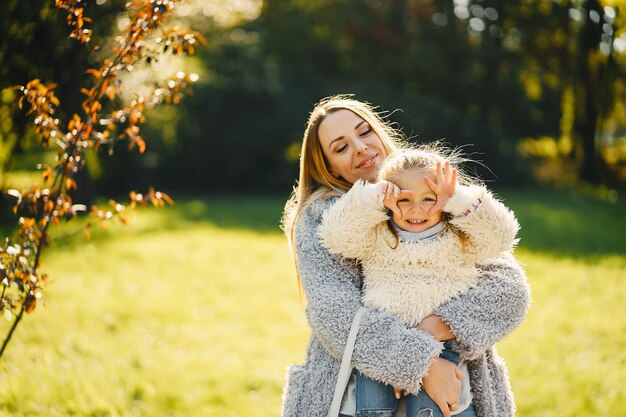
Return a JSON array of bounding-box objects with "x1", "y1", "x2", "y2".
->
[{"x1": 318, "y1": 181, "x2": 520, "y2": 326}]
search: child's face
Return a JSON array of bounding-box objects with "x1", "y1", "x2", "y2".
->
[{"x1": 390, "y1": 169, "x2": 443, "y2": 233}]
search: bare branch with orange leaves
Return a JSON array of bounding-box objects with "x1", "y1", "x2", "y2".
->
[{"x1": 0, "y1": 0, "x2": 201, "y2": 359}]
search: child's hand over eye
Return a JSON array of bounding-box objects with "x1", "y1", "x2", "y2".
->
[
  {"x1": 378, "y1": 180, "x2": 402, "y2": 220},
  {"x1": 424, "y1": 161, "x2": 457, "y2": 215}
]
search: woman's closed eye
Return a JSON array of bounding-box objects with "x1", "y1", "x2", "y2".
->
[
  {"x1": 358, "y1": 128, "x2": 372, "y2": 137},
  {"x1": 335, "y1": 143, "x2": 348, "y2": 153}
]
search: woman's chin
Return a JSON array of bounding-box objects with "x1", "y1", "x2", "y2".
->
[{"x1": 355, "y1": 167, "x2": 381, "y2": 183}]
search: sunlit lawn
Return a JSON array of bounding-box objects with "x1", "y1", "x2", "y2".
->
[{"x1": 0, "y1": 189, "x2": 624, "y2": 416}]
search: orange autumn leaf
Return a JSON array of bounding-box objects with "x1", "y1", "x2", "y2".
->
[
  {"x1": 136, "y1": 136, "x2": 146, "y2": 153},
  {"x1": 42, "y1": 168, "x2": 53, "y2": 183},
  {"x1": 90, "y1": 100, "x2": 102, "y2": 114},
  {"x1": 85, "y1": 68, "x2": 100, "y2": 78},
  {"x1": 161, "y1": 192, "x2": 174, "y2": 205},
  {"x1": 100, "y1": 79, "x2": 109, "y2": 96},
  {"x1": 65, "y1": 178, "x2": 76, "y2": 190},
  {"x1": 24, "y1": 297, "x2": 36, "y2": 314},
  {"x1": 44, "y1": 83, "x2": 58, "y2": 92},
  {"x1": 105, "y1": 86, "x2": 116, "y2": 101},
  {"x1": 22, "y1": 218, "x2": 35, "y2": 228}
]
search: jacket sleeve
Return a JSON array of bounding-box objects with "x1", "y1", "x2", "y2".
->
[
  {"x1": 317, "y1": 180, "x2": 388, "y2": 260},
  {"x1": 434, "y1": 252, "x2": 531, "y2": 360},
  {"x1": 443, "y1": 185, "x2": 520, "y2": 263},
  {"x1": 295, "y1": 199, "x2": 442, "y2": 393}
]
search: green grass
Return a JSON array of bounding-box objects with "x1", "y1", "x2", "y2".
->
[
  {"x1": 501, "y1": 251, "x2": 625, "y2": 416},
  {"x1": 1, "y1": 170, "x2": 43, "y2": 190},
  {"x1": 0, "y1": 189, "x2": 624, "y2": 416}
]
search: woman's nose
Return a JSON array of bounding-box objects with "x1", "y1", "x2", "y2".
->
[{"x1": 354, "y1": 139, "x2": 368, "y2": 154}]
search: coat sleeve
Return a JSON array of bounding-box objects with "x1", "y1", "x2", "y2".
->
[
  {"x1": 434, "y1": 252, "x2": 531, "y2": 360},
  {"x1": 443, "y1": 184, "x2": 520, "y2": 263},
  {"x1": 294, "y1": 199, "x2": 442, "y2": 393},
  {"x1": 317, "y1": 180, "x2": 388, "y2": 260}
]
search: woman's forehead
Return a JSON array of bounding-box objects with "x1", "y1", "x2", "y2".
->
[{"x1": 319, "y1": 109, "x2": 365, "y2": 137}]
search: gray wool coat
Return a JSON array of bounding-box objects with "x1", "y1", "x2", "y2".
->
[{"x1": 281, "y1": 197, "x2": 531, "y2": 417}]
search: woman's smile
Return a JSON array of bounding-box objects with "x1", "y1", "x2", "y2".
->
[{"x1": 356, "y1": 153, "x2": 380, "y2": 169}]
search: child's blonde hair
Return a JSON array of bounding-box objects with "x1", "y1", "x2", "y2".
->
[{"x1": 378, "y1": 143, "x2": 478, "y2": 251}]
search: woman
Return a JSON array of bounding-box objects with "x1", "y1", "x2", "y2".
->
[{"x1": 281, "y1": 95, "x2": 530, "y2": 417}]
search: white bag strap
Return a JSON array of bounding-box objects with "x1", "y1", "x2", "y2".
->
[{"x1": 327, "y1": 306, "x2": 367, "y2": 417}]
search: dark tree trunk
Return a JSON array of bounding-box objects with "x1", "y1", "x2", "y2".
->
[
  {"x1": 575, "y1": 0, "x2": 603, "y2": 183},
  {"x1": 580, "y1": 70, "x2": 599, "y2": 182}
]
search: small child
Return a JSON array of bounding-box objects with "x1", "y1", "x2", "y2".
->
[{"x1": 317, "y1": 145, "x2": 520, "y2": 417}]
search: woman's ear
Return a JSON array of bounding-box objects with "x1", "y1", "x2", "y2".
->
[{"x1": 329, "y1": 170, "x2": 340, "y2": 179}]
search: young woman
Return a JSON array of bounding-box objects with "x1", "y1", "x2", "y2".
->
[{"x1": 281, "y1": 95, "x2": 530, "y2": 417}]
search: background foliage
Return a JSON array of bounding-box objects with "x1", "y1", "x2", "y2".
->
[{"x1": 2, "y1": 0, "x2": 626, "y2": 198}]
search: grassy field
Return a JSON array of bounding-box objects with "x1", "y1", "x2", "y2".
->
[{"x1": 0, "y1": 189, "x2": 624, "y2": 416}]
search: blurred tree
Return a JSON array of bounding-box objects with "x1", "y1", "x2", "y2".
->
[
  {"x1": 487, "y1": 0, "x2": 625, "y2": 184},
  {"x1": 572, "y1": 0, "x2": 624, "y2": 183},
  {"x1": 80, "y1": 0, "x2": 626, "y2": 192},
  {"x1": 0, "y1": 0, "x2": 124, "y2": 192},
  {"x1": 182, "y1": 0, "x2": 539, "y2": 186}
]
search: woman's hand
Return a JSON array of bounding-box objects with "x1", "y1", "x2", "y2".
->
[
  {"x1": 424, "y1": 161, "x2": 457, "y2": 215},
  {"x1": 416, "y1": 315, "x2": 454, "y2": 341},
  {"x1": 422, "y1": 358, "x2": 463, "y2": 417}
]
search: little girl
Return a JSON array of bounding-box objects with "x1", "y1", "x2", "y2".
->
[{"x1": 317, "y1": 145, "x2": 520, "y2": 417}]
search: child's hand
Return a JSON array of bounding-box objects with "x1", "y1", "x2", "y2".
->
[
  {"x1": 378, "y1": 180, "x2": 403, "y2": 220},
  {"x1": 424, "y1": 161, "x2": 457, "y2": 215}
]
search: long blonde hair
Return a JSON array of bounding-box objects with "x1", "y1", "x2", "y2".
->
[{"x1": 281, "y1": 95, "x2": 406, "y2": 301}]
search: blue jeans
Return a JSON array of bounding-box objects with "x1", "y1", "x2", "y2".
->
[
  {"x1": 342, "y1": 409, "x2": 475, "y2": 417},
  {"x1": 355, "y1": 342, "x2": 468, "y2": 417}
]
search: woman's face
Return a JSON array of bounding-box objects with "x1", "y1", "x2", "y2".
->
[{"x1": 317, "y1": 109, "x2": 387, "y2": 184}]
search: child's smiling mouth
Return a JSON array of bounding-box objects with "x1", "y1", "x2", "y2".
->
[{"x1": 406, "y1": 219, "x2": 428, "y2": 225}]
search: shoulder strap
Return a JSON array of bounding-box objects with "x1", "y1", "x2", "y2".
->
[{"x1": 327, "y1": 306, "x2": 367, "y2": 417}]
